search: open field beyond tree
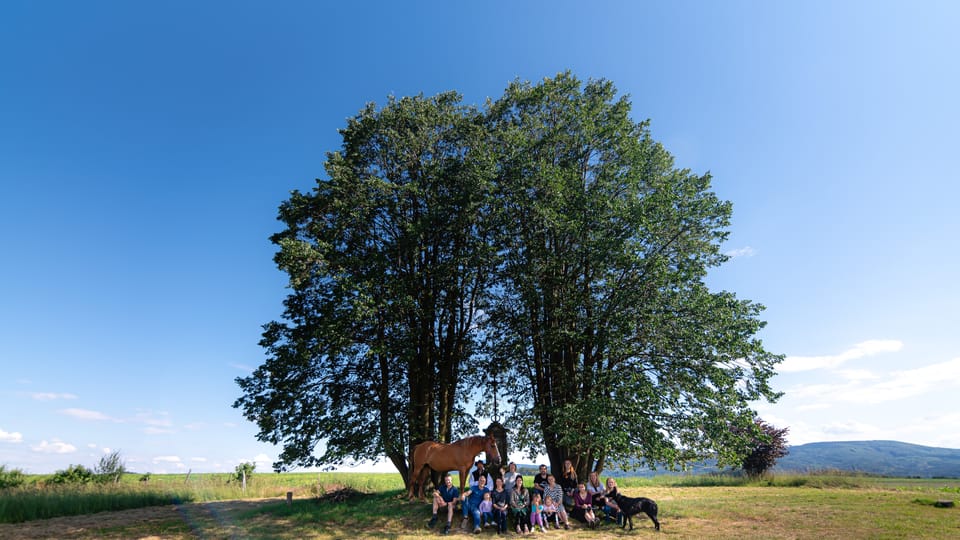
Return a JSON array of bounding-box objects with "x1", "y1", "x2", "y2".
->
[{"x1": 1, "y1": 473, "x2": 957, "y2": 539}]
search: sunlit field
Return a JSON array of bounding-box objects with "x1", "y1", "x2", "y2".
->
[{"x1": 1, "y1": 472, "x2": 957, "y2": 538}]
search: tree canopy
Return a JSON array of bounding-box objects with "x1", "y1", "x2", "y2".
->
[{"x1": 234, "y1": 72, "x2": 783, "y2": 485}]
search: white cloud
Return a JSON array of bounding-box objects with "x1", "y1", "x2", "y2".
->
[
  {"x1": 0, "y1": 428, "x2": 24, "y2": 443},
  {"x1": 102, "y1": 447, "x2": 112, "y2": 454},
  {"x1": 836, "y1": 357, "x2": 960, "y2": 404},
  {"x1": 191, "y1": 457, "x2": 208, "y2": 463},
  {"x1": 143, "y1": 426, "x2": 175, "y2": 435},
  {"x1": 32, "y1": 439, "x2": 77, "y2": 454},
  {"x1": 30, "y1": 392, "x2": 78, "y2": 401},
  {"x1": 153, "y1": 455, "x2": 181, "y2": 464},
  {"x1": 60, "y1": 408, "x2": 118, "y2": 422},
  {"x1": 724, "y1": 246, "x2": 756, "y2": 258},
  {"x1": 787, "y1": 357, "x2": 960, "y2": 405},
  {"x1": 779, "y1": 340, "x2": 903, "y2": 372},
  {"x1": 230, "y1": 363, "x2": 255, "y2": 372}
]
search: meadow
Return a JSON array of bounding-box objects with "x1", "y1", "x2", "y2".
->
[{"x1": 0, "y1": 472, "x2": 957, "y2": 539}]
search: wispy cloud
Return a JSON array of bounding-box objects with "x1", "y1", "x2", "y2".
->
[
  {"x1": 30, "y1": 392, "x2": 78, "y2": 401},
  {"x1": 0, "y1": 428, "x2": 23, "y2": 443},
  {"x1": 32, "y1": 439, "x2": 77, "y2": 454},
  {"x1": 153, "y1": 455, "x2": 181, "y2": 464},
  {"x1": 788, "y1": 357, "x2": 960, "y2": 405},
  {"x1": 779, "y1": 340, "x2": 903, "y2": 372},
  {"x1": 724, "y1": 246, "x2": 756, "y2": 258},
  {"x1": 60, "y1": 408, "x2": 119, "y2": 422},
  {"x1": 230, "y1": 363, "x2": 255, "y2": 373}
]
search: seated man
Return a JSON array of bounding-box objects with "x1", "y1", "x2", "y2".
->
[
  {"x1": 532, "y1": 464, "x2": 550, "y2": 499},
  {"x1": 460, "y1": 475, "x2": 491, "y2": 533},
  {"x1": 428, "y1": 474, "x2": 460, "y2": 535}
]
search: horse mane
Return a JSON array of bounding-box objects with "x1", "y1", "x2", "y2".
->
[{"x1": 452, "y1": 435, "x2": 486, "y2": 447}]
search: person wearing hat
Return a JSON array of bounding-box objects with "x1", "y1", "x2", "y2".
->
[{"x1": 468, "y1": 459, "x2": 493, "y2": 489}]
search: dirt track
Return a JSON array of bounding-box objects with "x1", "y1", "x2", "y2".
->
[{"x1": 0, "y1": 498, "x2": 274, "y2": 539}]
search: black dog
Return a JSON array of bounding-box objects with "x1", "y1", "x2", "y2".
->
[{"x1": 611, "y1": 490, "x2": 660, "y2": 531}]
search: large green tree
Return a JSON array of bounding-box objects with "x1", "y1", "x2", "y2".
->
[
  {"x1": 234, "y1": 93, "x2": 495, "y2": 487},
  {"x1": 484, "y1": 72, "x2": 782, "y2": 479}
]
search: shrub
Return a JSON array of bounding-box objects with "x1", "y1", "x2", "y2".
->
[
  {"x1": 0, "y1": 465, "x2": 26, "y2": 489},
  {"x1": 741, "y1": 418, "x2": 789, "y2": 478},
  {"x1": 49, "y1": 464, "x2": 95, "y2": 485}
]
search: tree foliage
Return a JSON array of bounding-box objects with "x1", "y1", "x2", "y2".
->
[
  {"x1": 94, "y1": 450, "x2": 126, "y2": 484},
  {"x1": 741, "y1": 419, "x2": 789, "y2": 477},
  {"x1": 485, "y1": 73, "x2": 782, "y2": 479},
  {"x1": 236, "y1": 72, "x2": 783, "y2": 483},
  {"x1": 234, "y1": 93, "x2": 495, "y2": 486}
]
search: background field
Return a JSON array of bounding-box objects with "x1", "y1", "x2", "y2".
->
[{"x1": 1, "y1": 472, "x2": 957, "y2": 539}]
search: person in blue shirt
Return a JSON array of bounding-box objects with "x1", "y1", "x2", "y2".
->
[
  {"x1": 428, "y1": 474, "x2": 460, "y2": 535},
  {"x1": 460, "y1": 474, "x2": 491, "y2": 533}
]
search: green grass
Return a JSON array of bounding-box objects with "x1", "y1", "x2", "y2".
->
[
  {"x1": 0, "y1": 472, "x2": 404, "y2": 524},
  {"x1": 2, "y1": 472, "x2": 958, "y2": 538}
]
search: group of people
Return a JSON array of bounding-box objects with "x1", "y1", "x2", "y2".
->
[{"x1": 427, "y1": 460, "x2": 624, "y2": 536}]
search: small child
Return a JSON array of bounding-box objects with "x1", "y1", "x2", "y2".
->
[
  {"x1": 543, "y1": 495, "x2": 560, "y2": 530},
  {"x1": 530, "y1": 492, "x2": 546, "y2": 532},
  {"x1": 479, "y1": 491, "x2": 494, "y2": 528}
]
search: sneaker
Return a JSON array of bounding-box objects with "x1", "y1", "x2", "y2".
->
[
  {"x1": 443, "y1": 523, "x2": 451, "y2": 535},
  {"x1": 462, "y1": 517, "x2": 469, "y2": 529},
  {"x1": 428, "y1": 516, "x2": 437, "y2": 528},
  {"x1": 474, "y1": 526, "x2": 482, "y2": 534},
  {"x1": 563, "y1": 522, "x2": 570, "y2": 530}
]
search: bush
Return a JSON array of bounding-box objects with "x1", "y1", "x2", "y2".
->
[
  {"x1": 0, "y1": 465, "x2": 26, "y2": 489},
  {"x1": 49, "y1": 464, "x2": 95, "y2": 485},
  {"x1": 741, "y1": 418, "x2": 789, "y2": 478}
]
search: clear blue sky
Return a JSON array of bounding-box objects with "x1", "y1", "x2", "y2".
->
[{"x1": 2, "y1": 1, "x2": 958, "y2": 474}]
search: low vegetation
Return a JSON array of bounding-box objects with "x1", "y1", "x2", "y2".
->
[{"x1": 0, "y1": 472, "x2": 956, "y2": 538}]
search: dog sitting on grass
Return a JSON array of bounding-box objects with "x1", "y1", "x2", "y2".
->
[{"x1": 610, "y1": 490, "x2": 661, "y2": 531}]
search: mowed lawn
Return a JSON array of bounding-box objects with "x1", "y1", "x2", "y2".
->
[{"x1": 1, "y1": 474, "x2": 957, "y2": 539}]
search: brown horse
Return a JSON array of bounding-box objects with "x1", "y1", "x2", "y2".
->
[{"x1": 408, "y1": 433, "x2": 501, "y2": 500}]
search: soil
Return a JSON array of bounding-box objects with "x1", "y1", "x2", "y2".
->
[{"x1": 0, "y1": 498, "x2": 274, "y2": 539}]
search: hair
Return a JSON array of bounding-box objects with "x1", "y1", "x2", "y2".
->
[
  {"x1": 532, "y1": 492, "x2": 541, "y2": 502},
  {"x1": 483, "y1": 491, "x2": 491, "y2": 499},
  {"x1": 508, "y1": 462, "x2": 517, "y2": 471}
]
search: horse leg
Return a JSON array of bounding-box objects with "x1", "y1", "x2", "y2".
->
[
  {"x1": 417, "y1": 466, "x2": 433, "y2": 501},
  {"x1": 408, "y1": 462, "x2": 424, "y2": 501}
]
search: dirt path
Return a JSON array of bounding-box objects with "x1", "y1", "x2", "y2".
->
[{"x1": 0, "y1": 499, "x2": 275, "y2": 539}]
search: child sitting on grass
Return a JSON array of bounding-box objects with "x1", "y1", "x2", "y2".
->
[
  {"x1": 542, "y1": 495, "x2": 569, "y2": 530},
  {"x1": 479, "y1": 491, "x2": 494, "y2": 528},
  {"x1": 530, "y1": 492, "x2": 546, "y2": 533}
]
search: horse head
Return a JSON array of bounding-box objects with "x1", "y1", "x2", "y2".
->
[{"x1": 483, "y1": 433, "x2": 502, "y2": 468}]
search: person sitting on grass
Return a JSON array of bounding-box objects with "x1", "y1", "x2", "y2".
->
[
  {"x1": 460, "y1": 474, "x2": 491, "y2": 533},
  {"x1": 542, "y1": 475, "x2": 570, "y2": 529},
  {"x1": 491, "y1": 477, "x2": 510, "y2": 534},
  {"x1": 428, "y1": 474, "x2": 460, "y2": 535},
  {"x1": 542, "y1": 494, "x2": 563, "y2": 530},
  {"x1": 601, "y1": 477, "x2": 623, "y2": 523},
  {"x1": 529, "y1": 492, "x2": 546, "y2": 533},
  {"x1": 571, "y1": 482, "x2": 601, "y2": 528},
  {"x1": 510, "y1": 475, "x2": 531, "y2": 534},
  {"x1": 479, "y1": 491, "x2": 494, "y2": 528}
]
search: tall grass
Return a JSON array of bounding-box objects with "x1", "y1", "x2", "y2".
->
[{"x1": 0, "y1": 472, "x2": 405, "y2": 524}]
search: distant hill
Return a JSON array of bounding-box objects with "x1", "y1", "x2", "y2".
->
[
  {"x1": 530, "y1": 440, "x2": 960, "y2": 479},
  {"x1": 773, "y1": 440, "x2": 960, "y2": 478}
]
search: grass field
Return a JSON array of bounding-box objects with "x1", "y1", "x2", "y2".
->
[{"x1": 1, "y1": 472, "x2": 957, "y2": 539}]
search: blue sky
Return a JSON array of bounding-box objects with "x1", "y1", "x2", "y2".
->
[{"x1": 2, "y1": 1, "x2": 958, "y2": 474}]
